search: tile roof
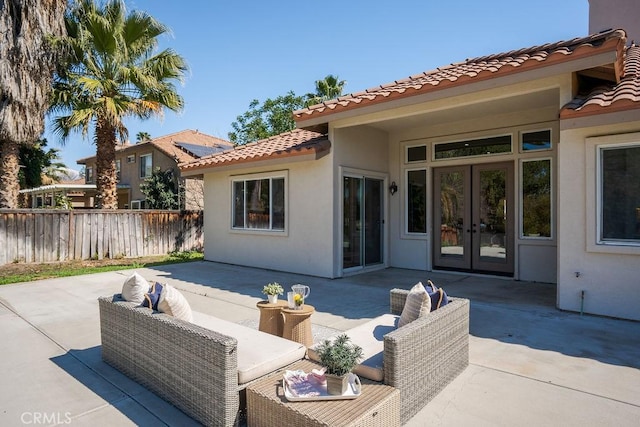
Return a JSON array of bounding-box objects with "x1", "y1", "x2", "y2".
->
[
  {"x1": 77, "y1": 129, "x2": 233, "y2": 164},
  {"x1": 144, "y1": 129, "x2": 234, "y2": 164},
  {"x1": 180, "y1": 129, "x2": 330, "y2": 172},
  {"x1": 293, "y1": 29, "x2": 627, "y2": 122},
  {"x1": 561, "y1": 44, "x2": 640, "y2": 118}
]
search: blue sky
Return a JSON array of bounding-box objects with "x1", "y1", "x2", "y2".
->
[{"x1": 47, "y1": 0, "x2": 590, "y2": 171}]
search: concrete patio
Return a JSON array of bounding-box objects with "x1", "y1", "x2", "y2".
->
[{"x1": 1, "y1": 260, "x2": 639, "y2": 426}]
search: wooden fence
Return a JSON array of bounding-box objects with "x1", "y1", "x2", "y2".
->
[{"x1": 0, "y1": 210, "x2": 203, "y2": 265}]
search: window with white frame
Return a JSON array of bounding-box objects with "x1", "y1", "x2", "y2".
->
[
  {"x1": 127, "y1": 154, "x2": 135, "y2": 163},
  {"x1": 232, "y1": 174, "x2": 285, "y2": 231},
  {"x1": 521, "y1": 159, "x2": 552, "y2": 238},
  {"x1": 86, "y1": 166, "x2": 94, "y2": 183},
  {"x1": 139, "y1": 154, "x2": 152, "y2": 178},
  {"x1": 406, "y1": 169, "x2": 427, "y2": 233},
  {"x1": 599, "y1": 144, "x2": 640, "y2": 243}
]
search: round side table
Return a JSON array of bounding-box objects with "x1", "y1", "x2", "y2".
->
[
  {"x1": 256, "y1": 300, "x2": 288, "y2": 337},
  {"x1": 281, "y1": 304, "x2": 315, "y2": 347}
]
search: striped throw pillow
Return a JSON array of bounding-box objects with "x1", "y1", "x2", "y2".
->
[{"x1": 398, "y1": 282, "x2": 431, "y2": 328}]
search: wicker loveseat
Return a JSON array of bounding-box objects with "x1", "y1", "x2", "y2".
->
[
  {"x1": 98, "y1": 295, "x2": 306, "y2": 427},
  {"x1": 309, "y1": 289, "x2": 470, "y2": 424}
]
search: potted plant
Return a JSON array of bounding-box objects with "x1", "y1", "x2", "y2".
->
[
  {"x1": 262, "y1": 282, "x2": 284, "y2": 304},
  {"x1": 315, "y1": 334, "x2": 363, "y2": 395}
]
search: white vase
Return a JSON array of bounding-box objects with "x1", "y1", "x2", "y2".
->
[{"x1": 267, "y1": 294, "x2": 278, "y2": 304}]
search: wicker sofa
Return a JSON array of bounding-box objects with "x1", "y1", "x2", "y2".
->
[
  {"x1": 98, "y1": 295, "x2": 306, "y2": 427},
  {"x1": 309, "y1": 289, "x2": 470, "y2": 424}
]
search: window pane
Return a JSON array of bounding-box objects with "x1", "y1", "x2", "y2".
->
[
  {"x1": 407, "y1": 170, "x2": 426, "y2": 233},
  {"x1": 233, "y1": 176, "x2": 286, "y2": 231},
  {"x1": 522, "y1": 130, "x2": 551, "y2": 151},
  {"x1": 246, "y1": 179, "x2": 270, "y2": 229},
  {"x1": 522, "y1": 160, "x2": 551, "y2": 237},
  {"x1": 601, "y1": 146, "x2": 640, "y2": 241},
  {"x1": 140, "y1": 155, "x2": 152, "y2": 178},
  {"x1": 435, "y1": 135, "x2": 511, "y2": 159},
  {"x1": 233, "y1": 181, "x2": 245, "y2": 228},
  {"x1": 407, "y1": 145, "x2": 427, "y2": 162},
  {"x1": 272, "y1": 178, "x2": 285, "y2": 230}
]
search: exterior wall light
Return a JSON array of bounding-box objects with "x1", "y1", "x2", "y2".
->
[{"x1": 389, "y1": 181, "x2": 398, "y2": 195}]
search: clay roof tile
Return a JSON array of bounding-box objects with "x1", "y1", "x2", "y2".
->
[{"x1": 294, "y1": 29, "x2": 627, "y2": 122}]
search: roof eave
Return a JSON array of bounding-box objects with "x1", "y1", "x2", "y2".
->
[
  {"x1": 180, "y1": 141, "x2": 331, "y2": 176},
  {"x1": 560, "y1": 100, "x2": 640, "y2": 120}
]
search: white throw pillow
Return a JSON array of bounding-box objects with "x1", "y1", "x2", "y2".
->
[
  {"x1": 158, "y1": 284, "x2": 193, "y2": 322},
  {"x1": 121, "y1": 272, "x2": 149, "y2": 304},
  {"x1": 398, "y1": 282, "x2": 431, "y2": 328}
]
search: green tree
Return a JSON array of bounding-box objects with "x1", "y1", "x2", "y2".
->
[
  {"x1": 140, "y1": 167, "x2": 181, "y2": 210},
  {"x1": 228, "y1": 91, "x2": 305, "y2": 145},
  {"x1": 18, "y1": 139, "x2": 67, "y2": 189},
  {"x1": 0, "y1": 0, "x2": 66, "y2": 208},
  {"x1": 50, "y1": 0, "x2": 187, "y2": 209},
  {"x1": 305, "y1": 74, "x2": 346, "y2": 106}
]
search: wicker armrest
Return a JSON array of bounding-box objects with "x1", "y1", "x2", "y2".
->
[
  {"x1": 383, "y1": 295, "x2": 470, "y2": 424},
  {"x1": 98, "y1": 296, "x2": 240, "y2": 427},
  {"x1": 390, "y1": 288, "x2": 409, "y2": 315}
]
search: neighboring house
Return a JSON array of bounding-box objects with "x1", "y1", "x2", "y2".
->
[
  {"x1": 20, "y1": 178, "x2": 95, "y2": 208},
  {"x1": 180, "y1": 1, "x2": 640, "y2": 321},
  {"x1": 78, "y1": 129, "x2": 233, "y2": 209}
]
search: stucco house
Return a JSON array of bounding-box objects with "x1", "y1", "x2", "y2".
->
[
  {"x1": 181, "y1": 2, "x2": 640, "y2": 321},
  {"x1": 77, "y1": 129, "x2": 233, "y2": 209}
]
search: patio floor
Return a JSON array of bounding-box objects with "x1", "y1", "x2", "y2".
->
[{"x1": 1, "y1": 260, "x2": 639, "y2": 426}]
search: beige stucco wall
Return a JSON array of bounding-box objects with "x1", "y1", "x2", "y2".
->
[
  {"x1": 558, "y1": 121, "x2": 640, "y2": 321},
  {"x1": 202, "y1": 154, "x2": 335, "y2": 278}
]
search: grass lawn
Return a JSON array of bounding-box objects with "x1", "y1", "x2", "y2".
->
[{"x1": 0, "y1": 251, "x2": 204, "y2": 285}]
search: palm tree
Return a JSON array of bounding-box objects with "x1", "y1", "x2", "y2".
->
[
  {"x1": 305, "y1": 74, "x2": 346, "y2": 107},
  {"x1": 136, "y1": 131, "x2": 151, "y2": 143},
  {"x1": 50, "y1": 0, "x2": 187, "y2": 209},
  {"x1": 0, "y1": 0, "x2": 66, "y2": 208}
]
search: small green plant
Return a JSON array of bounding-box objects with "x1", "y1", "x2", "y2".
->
[
  {"x1": 262, "y1": 282, "x2": 284, "y2": 296},
  {"x1": 168, "y1": 250, "x2": 203, "y2": 261},
  {"x1": 315, "y1": 334, "x2": 363, "y2": 377}
]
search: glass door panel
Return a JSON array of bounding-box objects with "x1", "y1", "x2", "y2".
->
[
  {"x1": 343, "y1": 177, "x2": 362, "y2": 269},
  {"x1": 343, "y1": 176, "x2": 384, "y2": 270},
  {"x1": 434, "y1": 168, "x2": 470, "y2": 269},
  {"x1": 364, "y1": 178, "x2": 383, "y2": 266},
  {"x1": 474, "y1": 163, "x2": 513, "y2": 273}
]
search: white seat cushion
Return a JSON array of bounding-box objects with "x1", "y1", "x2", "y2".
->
[
  {"x1": 192, "y1": 312, "x2": 306, "y2": 384},
  {"x1": 307, "y1": 313, "x2": 398, "y2": 382}
]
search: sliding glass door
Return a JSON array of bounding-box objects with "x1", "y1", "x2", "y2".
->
[{"x1": 343, "y1": 176, "x2": 383, "y2": 270}]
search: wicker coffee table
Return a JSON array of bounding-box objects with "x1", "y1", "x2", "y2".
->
[{"x1": 246, "y1": 359, "x2": 400, "y2": 427}]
